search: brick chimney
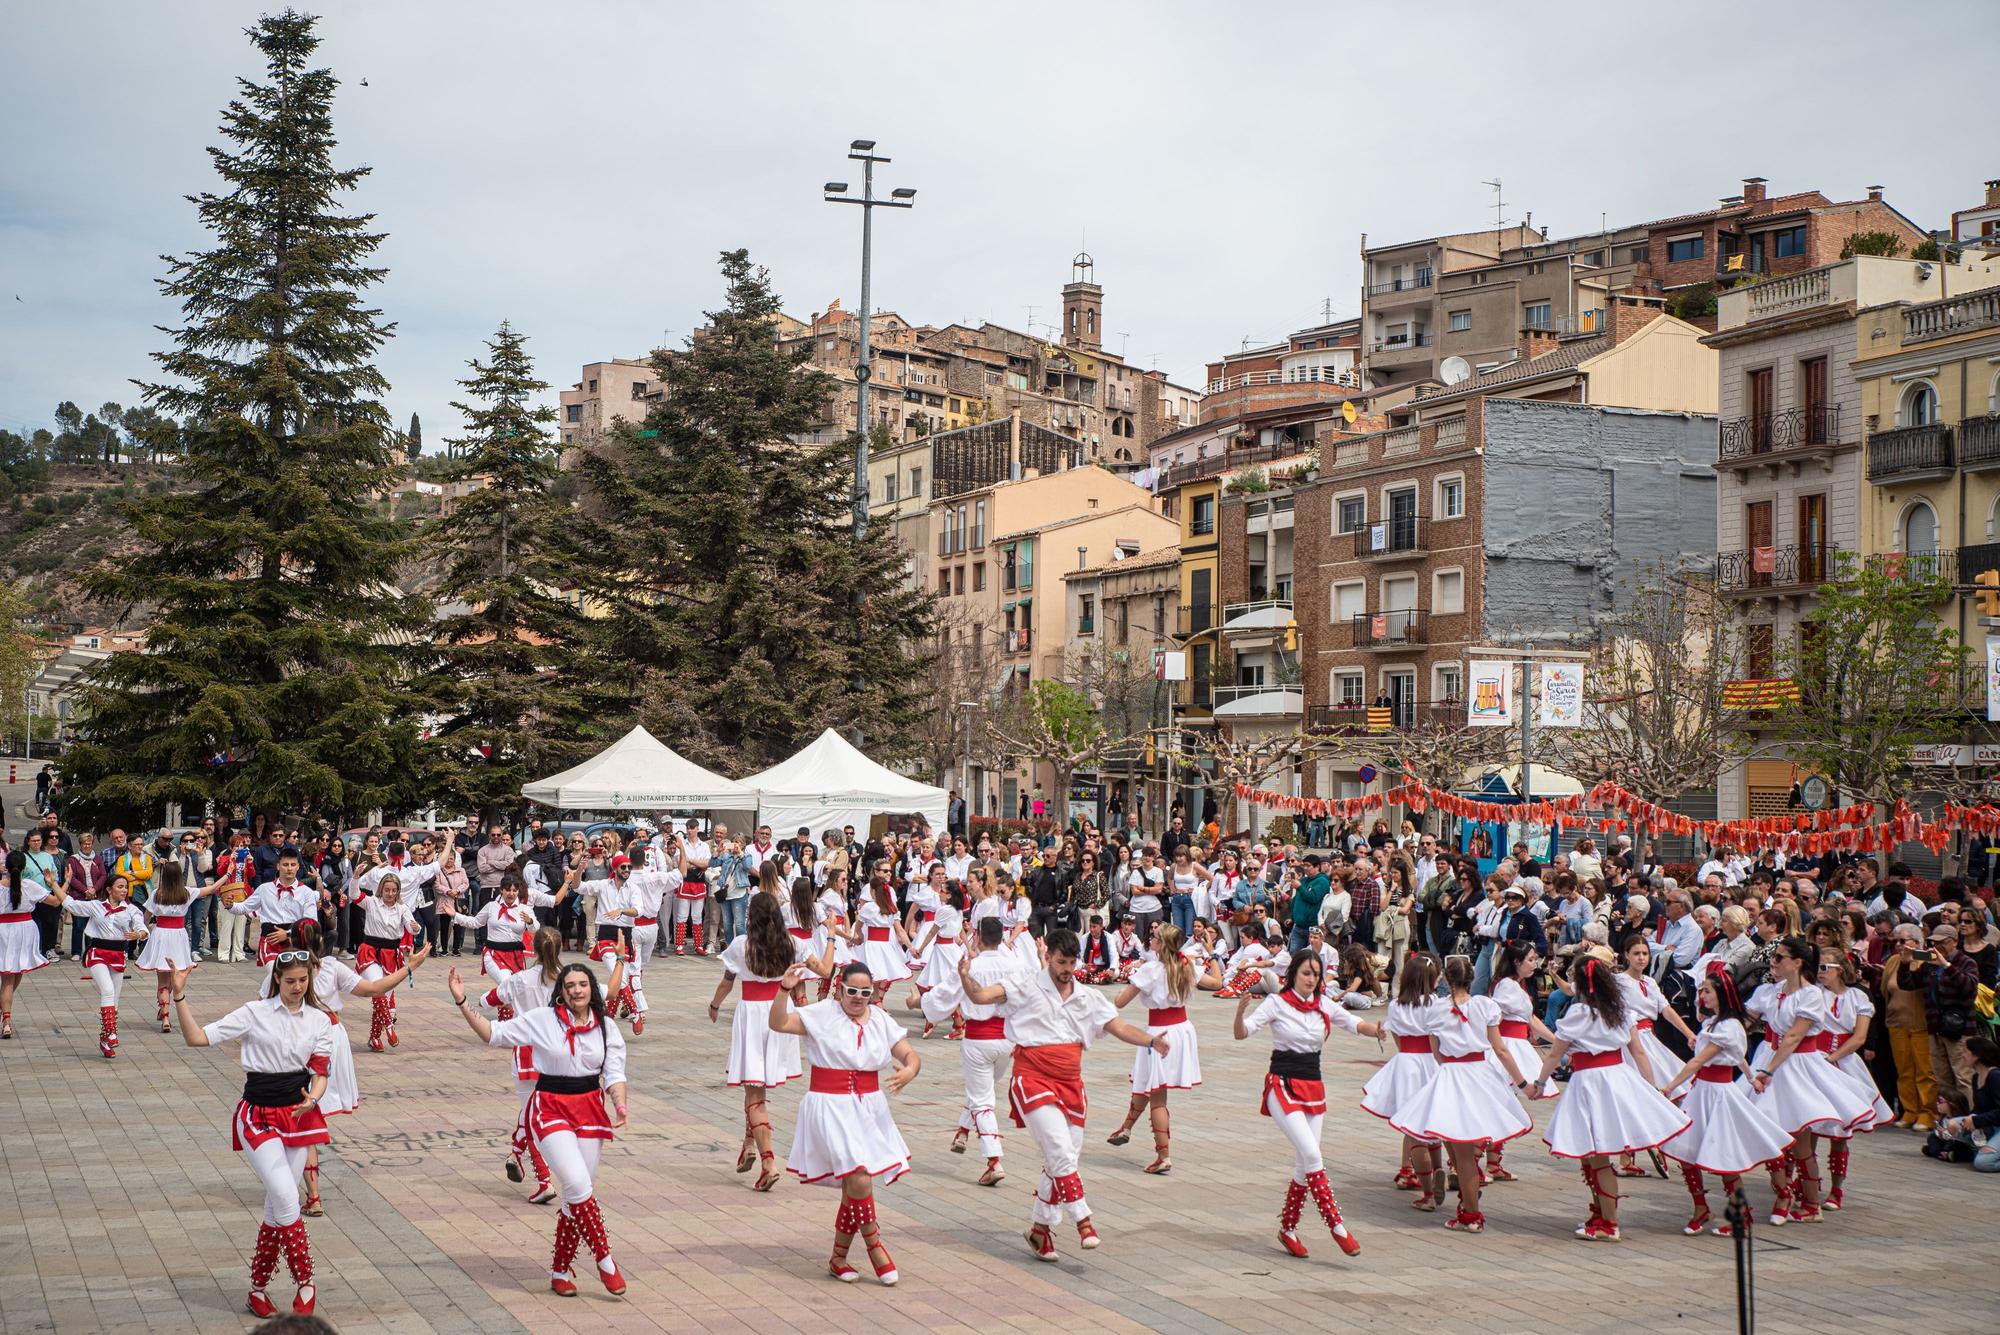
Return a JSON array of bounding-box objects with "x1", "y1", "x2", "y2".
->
[
  {"x1": 1742, "y1": 176, "x2": 1768, "y2": 210},
  {"x1": 1867, "y1": 184, "x2": 1885, "y2": 203},
  {"x1": 1987, "y1": 179, "x2": 2000, "y2": 207},
  {"x1": 1520, "y1": 325, "x2": 1561, "y2": 361},
  {"x1": 1606, "y1": 295, "x2": 1660, "y2": 347}
]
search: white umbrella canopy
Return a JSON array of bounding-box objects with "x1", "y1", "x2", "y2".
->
[
  {"x1": 521, "y1": 725, "x2": 757, "y2": 811},
  {"x1": 741, "y1": 728, "x2": 949, "y2": 836}
]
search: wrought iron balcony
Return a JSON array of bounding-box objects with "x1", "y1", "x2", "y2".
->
[
  {"x1": 1959, "y1": 415, "x2": 2000, "y2": 472},
  {"x1": 1355, "y1": 515, "x2": 1425, "y2": 561},
  {"x1": 1867, "y1": 423, "x2": 1955, "y2": 482},
  {"x1": 1309, "y1": 701, "x2": 1464, "y2": 733},
  {"x1": 1367, "y1": 272, "x2": 1433, "y2": 297},
  {"x1": 1717, "y1": 543, "x2": 1841, "y2": 594},
  {"x1": 1352, "y1": 608, "x2": 1426, "y2": 648},
  {"x1": 1717, "y1": 405, "x2": 1842, "y2": 463}
]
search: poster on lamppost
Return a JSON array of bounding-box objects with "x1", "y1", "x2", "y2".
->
[
  {"x1": 1537, "y1": 662, "x2": 1585, "y2": 728},
  {"x1": 1467, "y1": 659, "x2": 1513, "y2": 727},
  {"x1": 1986, "y1": 637, "x2": 2000, "y2": 723}
]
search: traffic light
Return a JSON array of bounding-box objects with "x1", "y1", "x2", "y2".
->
[
  {"x1": 1976, "y1": 569, "x2": 2000, "y2": 618},
  {"x1": 1283, "y1": 618, "x2": 1298, "y2": 653}
]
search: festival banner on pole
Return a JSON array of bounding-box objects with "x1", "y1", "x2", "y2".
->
[
  {"x1": 1537, "y1": 662, "x2": 1584, "y2": 728},
  {"x1": 1986, "y1": 637, "x2": 2000, "y2": 723},
  {"x1": 1467, "y1": 659, "x2": 1512, "y2": 728}
]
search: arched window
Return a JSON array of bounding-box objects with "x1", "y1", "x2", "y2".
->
[
  {"x1": 1901, "y1": 381, "x2": 1939, "y2": 428},
  {"x1": 1086, "y1": 310, "x2": 1096, "y2": 335},
  {"x1": 1902, "y1": 499, "x2": 1938, "y2": 556}
]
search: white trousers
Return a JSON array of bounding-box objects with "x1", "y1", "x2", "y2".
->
[
  {"x1": 957, "y1": 1038, "x2": 1012, "y2": 1159},
  {"x1": 672, "y1": 895, "x2": 705, "y2": 928},
  {"x1": 245, "y1": 1136, "x2": 309, "y2": 1225},
  {"x1": 628, "y1": 924, "x2": 656, "y2": 1014},
  {"x1": 217, "y1": 911, "x2": 248, "y2": 961},
  {"x1": 1022, "y1": 1104, "x2": 1088, "y2": 1225},
  {"x1": 86, "y1": 962, "x2": 125, "y2": 1007},
  {"x1": 533, "y1": 1127, "x2": 602, "y2": 1207},
  {"x1": 1266, "y1": 1089, "x2": 1325, "y2": 1182}
]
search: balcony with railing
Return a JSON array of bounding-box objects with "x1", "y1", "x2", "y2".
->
[
  {"x1": 938, "y1": 529, "x2": 965, "y2": 557},
  {"x1": 1903, "y1": 289, "x2": 2000, "y2": 344},
  {"x1": 1206, "y1": 367, "x2": 1361, "y2": 394},
  {"x1": 1958, "y1": 415, "x2": 2000, "y2": 471},
  {"x1": 1352, "y1": 608, "x2": 1426, "y2": 649},
  {"x1": 1371, "y1": 331, "x2": 1432, "y2": 354},
  {"x1": 969, "y1": 522, "x2": 987, "y2": 549},
  {"x1": 1004, "y1": 627, "x2": 1033, "y2": 655},
  {"x1": 1367, "y1": 271, "x2": 1433, "y2": 298},
  {"x1": 1219, "y1": 599, "x2": 1293, "y2": 639},
  {"x1": 1211, "y1": 682, "x2": 1305, "y2": 717},
  {"x1": 1717, "y1": 404, "x2": 1845, "y2": 467},
  {"x1": 1717, "y1": 543, "x2": 1842, "y2": 595},
  {"x1": 1867, "y1": 423, "x2": 1955, "y2": 482},
  {"x1": 1356, "y1": 515, "x2": 1425, "y2": 561},
  {"x1": 1157, "y1": 438, "x2": 1314, "y2": 490},
  {"x1": 1310, "y1": 701, "x2": 1464, "y2": 733}
]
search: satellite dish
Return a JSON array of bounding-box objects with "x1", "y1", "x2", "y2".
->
[
  {"x1": 1340, "y1": 399, "x2": 1358, "y2": 424},
  {"x1": 1440, "y1": 356, "x2": 1473, "y2": 386}
]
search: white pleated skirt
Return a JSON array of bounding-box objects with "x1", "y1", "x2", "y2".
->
[
  {"x1": 1129, "y1": 1020, "x2": 1201, "y2": 1093},
  {"x1": 1659, "y1": 1076, "x2": 1791, "y2": 1174},
  {"x1": 1390, "y1": 1057, "x2": 1532, "y2": 1145},
  {"x1": 788, "y1": 1088, "x2": 911, "y2": 1187},
  {"x1": 726, "y1": 999, "x2": 803, "y2": 1087},
  {"x1": 1541, "y1": 1061, "x2": 1691, "y2": 1159}
]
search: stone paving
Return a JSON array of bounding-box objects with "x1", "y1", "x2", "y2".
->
[{"x1": 2, "y1": 947, "x2": 1995, "y2": 1335}]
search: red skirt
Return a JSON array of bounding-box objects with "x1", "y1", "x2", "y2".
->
[
  {"x1": 1009, "y1": 1043, "x2": 1086, "y2": 1128},
  {"x1": 232, "y1": 1100, "x2": 331, "y2": 1151},
  {"x1": 255, "y1": 930, "x2": 296, "y2": 965},
  {"x1": 528, "y1": 1088, "x2": 614, "y2": 1142},
  {"x1": 356, "y1": 942, "x2": 406, "y2": 973},
  {"x1": 482, "y1": 945, "x2": 527, "y2": 976},
  {"x1": 1262, "y1": 1074, "x2": 1327, "y2": 1118}
]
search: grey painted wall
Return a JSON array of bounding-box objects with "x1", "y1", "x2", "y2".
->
[{"x1": 1481, "y1": 398, "x2": 1718, "y2": 641}]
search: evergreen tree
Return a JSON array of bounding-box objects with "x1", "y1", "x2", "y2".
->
[
  {"x1": 58, "y1": 9, "x2": 423, "y2": 830},
  {"x1": 407, "y1": 411, "x2": 421, "y2": 456},
  {"x1": 566, "y1": 249, "x2": 932, "y2": 773},
  {"x1": 425, "y1": 322, "x2": 610, "y2": 820}
]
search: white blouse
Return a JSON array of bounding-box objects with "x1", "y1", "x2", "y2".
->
[
  {"x1": 471, "y1": 898, "x2": 537, "y2": 944},
  {"x1": 360, "y1": 898, "x2": 418, "y2": 940},
  {"x1": 1492, "y1": 976, "x2": 1535, "y2": 1024},
  {"x1": 717, "y1": 934, "x2": 812, "y2": 983},
  {"x1": 1616, "y1": 971, "x2": 1668, "y2": 1021},
  {"x1": 1384, "y1": 999, "x2": 1442, "y2": 1040},
  {"x1": 797, "y1": 998, "x2": 907, "y2": 1071},
  {"x1": 1821, "y1": 988, "x2": 1874, "y2": 1037},
  {"x1": 69, "y1": 898, "x2": 148, "y2": 942},
  {"x1": 231, "y1": 881, "x2": 320, "y2": 925},
  {"x1": 930, "y1": 904, "x2": 965, "y2": 942},
  {"x1": 997, "y1": 967, "x2": 1118, "y2": 1050},
  {"x1": 1555, "y1": 1004, "x2": 1637, "y2": 1054},
  {"x1": 1697, "y1": 1017, "x2": 1751, "y2": 1069},
  {"x1": 203, "y1": 996, "x2": 339, "y2": 1073},
  {"x1": 627, "y1": 867, "x2": 681, "y2": 919},
  {"x1": 1424, "y1": 995, "x2": 1503, "y2": 1058},
  {"x1": 1243, "y1": 990, "x2": 1363, "y2": 1051},
  {"x1": 488, "y1": 1006, "x2": 628, "y2": 1085},
  {"x1": 1129, "y1": 959, "x2": 1194, "y2": 1011}
]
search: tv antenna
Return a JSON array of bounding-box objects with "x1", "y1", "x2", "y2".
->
[
  {"x1": 1482, "y1": 178, "x2": 1509, "y2": 230},
  {"x1": 1024, "y1": 305, "x2": 1037, "y2": 332}
]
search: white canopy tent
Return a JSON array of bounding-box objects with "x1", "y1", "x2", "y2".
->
[
  {"x1": 741, "y1": 728, "x2": 949, "y2": 837},
  {"x1": 521, "y1": 725, "x2": 757, "y2": 811}
]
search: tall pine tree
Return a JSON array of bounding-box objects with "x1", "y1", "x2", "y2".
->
[
  {"x1": 59, "y1": 10, "x2": 424, "y2": 830},
  {"x1": 425, "y1": 322, "x2": 611, "y2": 821},
  {"x1": 566, "y1": 249, "x2": 931, "y2": 773}
]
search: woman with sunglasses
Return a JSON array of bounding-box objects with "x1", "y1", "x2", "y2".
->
[
  {"x1": 1234, "y1": 947, "x2": 1385, "y2": 1259},
  {"x1": 709, "y1": 894, "x2": 837, "y2": 1191},
  {"x1": 479, "y1": 928, "x2": 621, "y2": 1203},
  {"x1": 767, "y1": 959, "x2": 922, "y2": 1285},
  {"x1": 261, "y1": 922, "x2": 428, "y2": 1217},
  {"x1": 1817, "y1": 950, "x2": 1894, "y2": 1209},
  {"x1": 1748, "y1": 936, "x2": 1877, "y2": 1224},
  {"x1": 54, "y1": 872, "x2": 148, "y2": 1057},
  {"x1": 450, "y1": 959, "x2": 631, "y2": 1299},
  {"x1": 168, "y1": 951, "x2": 336, "y2": 1318}
]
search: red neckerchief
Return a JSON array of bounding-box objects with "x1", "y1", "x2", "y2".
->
[
  {"x1": 1277, "y1": 987, "x2": 1332, "y2": 1036},
  {"x1": 274, "y1": 881, "x2": 295, "y2": 898},
  {"x1": 1450, "y1": 1001, "x2": 1470, "y2": 1024},
  {"x1": 498, "y1": 902, "x2": 518, "y2": 922},
  {"x1": 560, "y1": 1009, "x2": 595, "y2": 1056}
]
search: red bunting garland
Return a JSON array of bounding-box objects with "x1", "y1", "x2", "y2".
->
[{"x1": 1233, "y1": 779, "x2": 2000, "y2": 857}]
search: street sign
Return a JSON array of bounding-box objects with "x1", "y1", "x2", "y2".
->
[{"x1": 1153, "y1": 649, "x2": 1187, "y2": 682}]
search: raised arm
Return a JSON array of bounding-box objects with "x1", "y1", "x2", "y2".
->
[
  {"x1": 956, "y1": 953, "x2": 1007, "y2": 1006},
  {"x1": 168, "y1": 966, "x2": 209, "y2": 1047},
  {"x1": 448, "y1": 967, "x2": 495, "y2": 1043},
  {"x1": 765, "y1": 965, "x2": 812, "y2": 1036}
]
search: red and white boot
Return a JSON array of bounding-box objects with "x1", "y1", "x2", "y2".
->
[
  {"x1": 246, "y1": 1222, "x2": 282, "y2": 1317},
  {"x1": 98, "y1": 1006, "x2": 118, "y2": 1059},
  {"x1": 368, "y1": 996, "x2": 389, "y2": 1052},
  {"x1": 689, "y1": 923, "x2": 706, "y2": 957},
  {"x1": 829, "y1": 1197, "x2": 865, "y2": 1281},
  {"x1": 550, "y1": 1209, "x2": 580, "y2": 1296},
  {"x1": 572, "y1": 1196, "x2": 625, "y2": 1296},
  {"x1": 277, "y1": 1218, "x2": 315, "y2": 1314},
  {"x1": 1278, "y1": 1179, "x2": 1310, "y2": 1258},
  {"x1": 1307, "y1": 1170, "x2": 1361, "y2": 1256},
  {"x1": 673, "y1": 922, "x2": 687, "y2": 955}
]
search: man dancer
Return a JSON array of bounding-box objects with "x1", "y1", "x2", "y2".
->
[{"x1": 958, "y1": 927, "x2": 1168, "y2": 1262}]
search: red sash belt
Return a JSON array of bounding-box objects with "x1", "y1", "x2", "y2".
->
[
  {"x1": 1015, "y1": 1042, "x2": 1083, "y2": 1082},
  {"x1": 1439, "y1": 1052, "x2": 1485, "y2": 1063},
  {"x1": 633, "y1": 916, "x2": 659, "y2": 927},
  {"x1": 865, "y1": 927, "x2": 892, "y2": 942},
  {"x1": 1498, "y1": 1020, "x2": 1531, "y2": 1040},
  {"x1": 1570, "y1": 1049, "x2": 1623, "y2": 1071},
  {"x1": 935, "y1": 936, "x2": 957, "y2": 945},
  {"x1": 1635, "y1": 1019, "x2": 1655, "y2": 1032},
  {"x1": 787, "y1": 927, "x2": 812, "y2": 940},
  {"x1": 1695, "y1": 1066, "x2": 1736, "y2": 1083},
  {"x1": 1798, "y1": 1033, "x2": 1835, "y2": 1053},
  {"x1": 154, "y1": 915, "x2": 186, "y2": 929},
  {"x1": 1396, "y1": 1036, "x2": 1432, "y2": 1054},
  {"x1": 740, "y1": 980, "x2": 781, "y2": 1001},
  {"x1": 808, "y1": 1067, "x2": 881, "y2": 1095},
  {"x1": 0, "y1": 913, "x2": 32, "y2": 924},
  {"x1": 1148, "y1": 1007, "x2": 1188, "y2": 1026},
  {"x1": 964, "y1": 1016, "x2": 1006, "y2": 1040}
]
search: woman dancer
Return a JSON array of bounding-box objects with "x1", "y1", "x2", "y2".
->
[
  {"x1": 1234, "y1": 950, "x2": 1385, "y2": 1259},
  {"x1": 1359, "y1": 952, "x2": 1445, "y2": 1208},
  {"x1": 450, "y1": 961, "x2": 631, "y2": 1298},
  {"x1": 1390, "y1": 955, "x2": 1532, "y2": 1233},
  {"x1": 1489, "y1": 941, "x2": 1559, "y2": 1183},
  {"x1": 168, "y1": 953, "x2": 336, "y2": 1317},
  {"x1": 470, "y1": 872, "x2": 539, "y2": 996},
  {"x1": 1105, "y1": 923, "x2": 1201, "y2": 1173},
  {"x1": 853, "y1": 869, "x2": 913, "y2": 1005},
  {"x1": 1614, "y1": 937, "x2": 1700, "y2": 1177},
  {"x1": 61, "y1": 872, "x2": 148, "y2": 1057},
  {"x1": 355, "y1": 872, "x2": 420, "y2": 1053},
  {"x1": 1657, "y1": 967, "x2": 1793, "y2": 1236},
  {"x1": 1819, "y1": 951, "x2": 1893, "y2": 1208},
  {"x1": 264, "y1": 922, "x2": 428, "y2": 1217},
  {"x1": 768, "y1": 960, "x2": 921, "y2": 1285},
  {"x1": 1533, "y1": 952, "x2": 1691, "y2": 1242},
  {"x1": 709, "y1": 894, "x2": 836, "y2": 1191},
  {"x1": 481, "y1": 929, "x2": 612, "y2": 1204},
  {"x1": 1749, "y1": 936, "x2": 1876, "y2": 1225},
  {"x1": 905, "y1": 862, "x2": 947, "y2": 968},
  {"x1": 907, "y1": 879, "x2": 968, "y2": 1037},
  {"x1": 813, "y1": 867, "x2": 854, "y2": 1001},
  {"x1": 136, "y1": 862, "x2": 220, "y2": 1031}
]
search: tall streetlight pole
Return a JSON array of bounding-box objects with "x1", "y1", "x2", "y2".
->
[{"x1": 824, "y1": 140, "x2": 917, "y2": 540}]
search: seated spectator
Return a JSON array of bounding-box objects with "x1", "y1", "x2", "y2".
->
[{"x1": 1924, "y1": 1037, "x2": 2000, "y2": 1171}]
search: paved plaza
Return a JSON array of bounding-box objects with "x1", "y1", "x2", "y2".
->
[{"x1": 1, "y1": 949, "x2": 1994, "y2": 1335}]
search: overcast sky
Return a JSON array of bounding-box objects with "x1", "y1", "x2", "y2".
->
[{"x1": 3, "y1": 0, "x2": 1995, "y2": 443}]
